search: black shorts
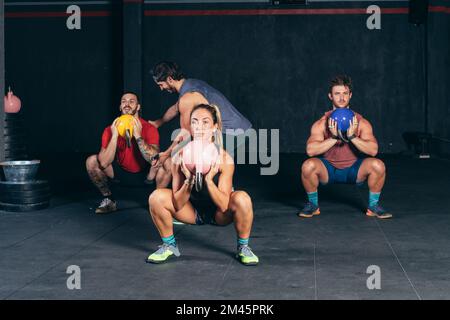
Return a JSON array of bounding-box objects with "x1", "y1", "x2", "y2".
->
[
  {"x1": 111, "y1": 161, "x2": 150, "y2": 187},
  {"x1": 191, "y1": 198, "x2": 218, "y2": 225}
]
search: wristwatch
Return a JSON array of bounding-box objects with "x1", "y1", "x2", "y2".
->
[{"x1": 348, "y1": 134, "x2": 357, "y2": 140}]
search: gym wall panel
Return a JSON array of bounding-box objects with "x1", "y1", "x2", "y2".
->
[
  {"x1": 428, "y1": 3, "x2": 450, "y2": 155},
  {"x1": 4, "y1": 0, "x2": 448, "y2": 155},
  {"x1": 4, "y1": 1, "x2": 122, "y2": 154},
  {"x1": 143, "y1": 4, "x2": 425, "y2": 153}
]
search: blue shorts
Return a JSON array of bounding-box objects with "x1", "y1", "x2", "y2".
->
[{"x1": 319, "y1": 158, "x2": 364, "y2": 186}]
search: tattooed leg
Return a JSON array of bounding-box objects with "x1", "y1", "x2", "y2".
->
[{"x1": 86, "y1": 155, "x2": 113, "y2": 196}]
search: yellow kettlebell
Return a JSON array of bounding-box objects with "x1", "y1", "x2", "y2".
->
[
  {"x1": 116, "y1": 114, "x2": 135, "y2": 147},
  {"x1": 116, "y1": 115, "x2": 134, "y2": 137}
]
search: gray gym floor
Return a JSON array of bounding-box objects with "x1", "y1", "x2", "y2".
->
[{"x1": 1, "y1": 154, "x2": 450, "y2": 300}]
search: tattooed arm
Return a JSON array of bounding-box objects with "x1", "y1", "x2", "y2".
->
[
  {"x1": 98, "y1": 118, "x2": 120, "y2": 169},
  {"x1": 136, "y1": 137, "x2": 159, "y2": 162},
  {"x1": 133, "y1": 117, "x2": 160, "y2": 162}
]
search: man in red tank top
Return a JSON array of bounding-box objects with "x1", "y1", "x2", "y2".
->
[
  {"x1": 85, "y1": 92, "x2": 167, "y2": 214},
  {"x1": 298, "y1": 75, "x2": 392, "y2": 219}
]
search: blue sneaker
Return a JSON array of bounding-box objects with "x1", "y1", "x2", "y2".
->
[
  {"x1": 298, "y1": 201, "x2": 320, "y2": 218},
  {"x1": 367, "y1": 204, "x2": 392, "y2": 219}
]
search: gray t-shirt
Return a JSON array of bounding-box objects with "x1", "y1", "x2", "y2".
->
[{"x1": 179, "y1": 79, "x2": 252, "y2": 134}]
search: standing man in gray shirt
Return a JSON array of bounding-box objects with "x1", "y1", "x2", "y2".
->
[{"x1": 148, "y1": 61, "x2": 252, "y2": 171}]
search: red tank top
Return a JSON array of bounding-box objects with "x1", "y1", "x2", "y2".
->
[
  {"x1": 101, "y1": 117, "x2": 159, "y2": 173},
  {"x1": 322, "y1": 110, "x2": 363, "y2": 169}
]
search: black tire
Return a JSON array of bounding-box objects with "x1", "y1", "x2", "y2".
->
[
  {"x1": 0, "y1": 201, "x2": 50, "y2": 212},
  {"x1": 0, "y1": 180, "x2": 49, "y2": 192}
]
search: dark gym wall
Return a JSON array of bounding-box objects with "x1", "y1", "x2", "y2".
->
[
  {"x1": 428, "y1": 3, "x2": 450, "y2": 156},
  {"x1": 143, "y1": 1, "x2": 427, "y2": 153},
  {"x1": 4, "y1": 1, "x2": 122, "y2": 154},
  {"x1": 4, "y1": 0, "x2": 449, "y2": 155}
]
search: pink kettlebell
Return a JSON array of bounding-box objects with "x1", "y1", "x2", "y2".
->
[
  {"x1": 4, "y1": 87, "x2": 22, "y2": 113},
  {"x1": 182, "y1": 140, "x2": 219, "y2": 191}
]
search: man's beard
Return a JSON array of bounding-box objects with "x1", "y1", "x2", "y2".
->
[{"x1": 121, "y1": 107, "x2": 136, "y2": 115}]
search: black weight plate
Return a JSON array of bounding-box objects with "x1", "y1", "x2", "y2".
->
[
  {"x1": 4, "y1": 120, "x2": 24, "y2": 127},
  {"x1": 0, "y1": 194, "x2": 51, "y2": 205},
  {"x1": 4, "y1": 114, "x2": 23, "y2": 120},
  {"x1": 4, "y1": 149, "x2": 27, "y2": 156},
  {"x1": 4, "y1": 147, "x2": 27, "y2": 153},
  {"x1": 0, "y1": 194, "x2": 51, "y2": 204},
  {"x1": 4, "y1": 113, "x2": 23, "y2": 120},
  {"x1": 1, "y1": 189, "x2": 51, "y2": 198},
  {"x1": 0, "y1": 180, "x2": 49, "y2": 192},
  {"x1": 4, "y1": 153, "x2": 28, "y2": 159},
  {"x1": 1, "y1": 189, "x2": 51, "y2": 197},
  {"x1": 4, "y1": 145, "x2": 27, "y2": 152},
  {"x1": 4, "y1": 147, "x2": 27, "y2": 154},
  {"x1": 3, "y1": 135, "x2": 26, "y2": 143},
  {"x1": 3, "y1": 128, "x2": 26, "y2": 136},
  {"x1": 4, "y1": 123, "x2": 24, "y2": 129},
  {"x1": 4, "y1": 125, "x2": 25, "y2": 132},
  {"x1": 0, "y1": 201, "x2": 49, "y2": 212}
]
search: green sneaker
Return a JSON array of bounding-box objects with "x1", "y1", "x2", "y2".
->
[
  {"x1": 236, "y1": 245, "x2": 259, "y2": 266},
  {"x1": 146, "y1": 243, "x2": 180, "y2": 264}
]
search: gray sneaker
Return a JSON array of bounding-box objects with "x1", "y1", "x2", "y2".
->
[
  {"x1": 236, "y1": 245, "x2": 259, "y2": 266},
  {"x1": 146, "y1": 243, "x2": 181, "y2": 264},
  {"x1": 95, "y1": 198, "x2": 117, "y2": 214}
]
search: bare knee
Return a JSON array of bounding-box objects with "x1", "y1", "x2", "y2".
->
[
  {"x1": 229, "y1": 191, "x2": 253, "y2": 214},
  {"x1": 370, "y1": 158, "x2": 386, "y2": 175},
  {"x1": 86, "y1": 155, "x2": 99, "y2": 170},
  {"x1": 148, "y1": 189, "x2": 171, "y2": 214},
  {"x1": 301, "y1": 158, "x2": 319, "y2": 176}
]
